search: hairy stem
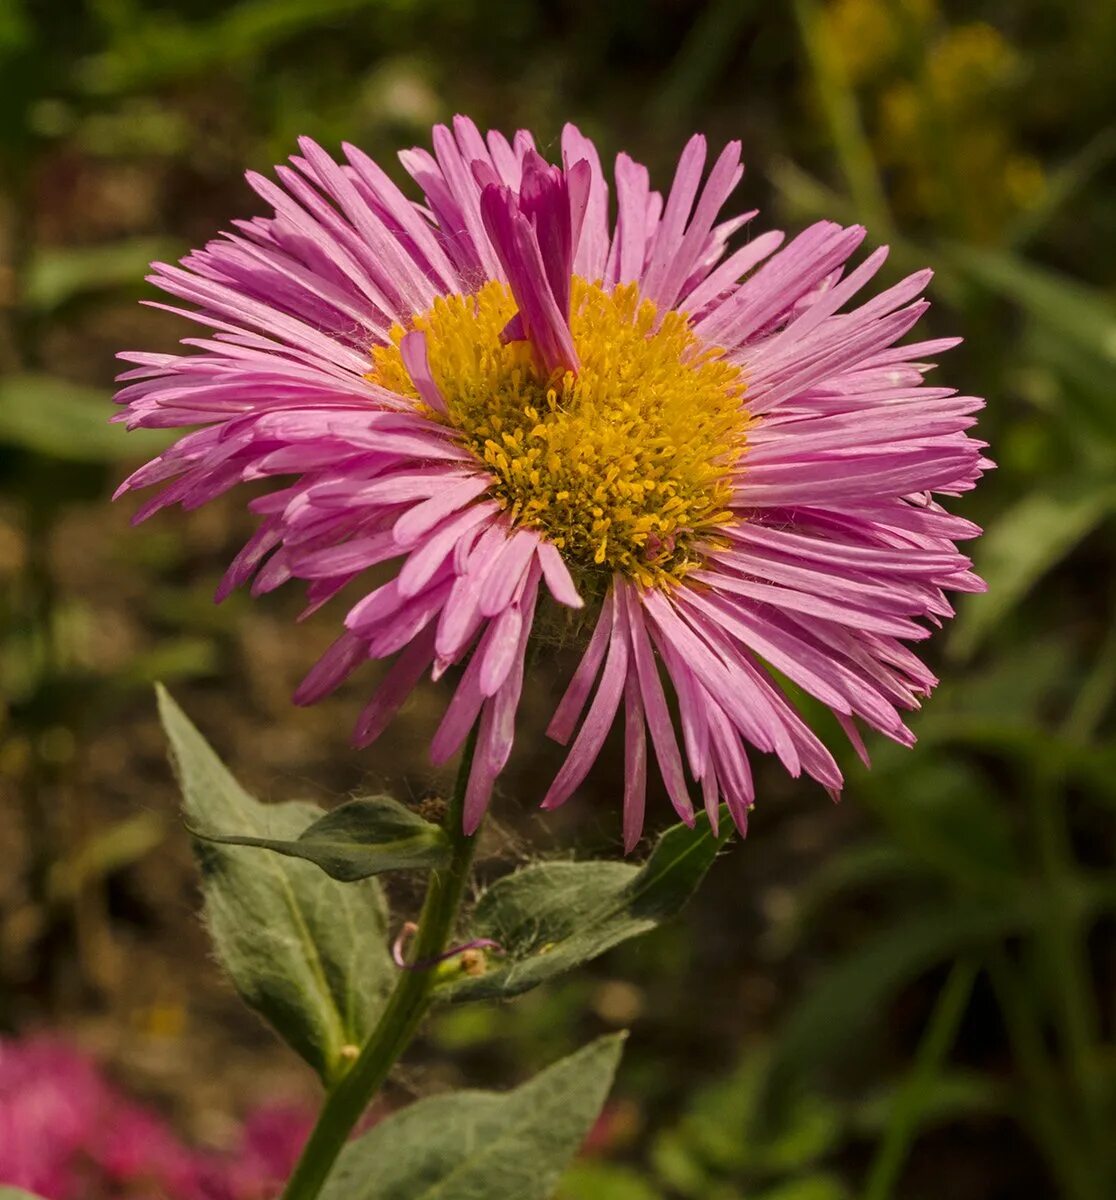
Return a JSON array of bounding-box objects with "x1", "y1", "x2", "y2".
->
[{"x1": 281, "y1": 730, "x2": 480, "y2": 1200}]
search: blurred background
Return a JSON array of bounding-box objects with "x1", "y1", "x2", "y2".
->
[{"x1": 1, "y1": 1, "x2": 1114, "y2": 1197}]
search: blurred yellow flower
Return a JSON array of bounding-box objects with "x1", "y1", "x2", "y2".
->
[
  {"x1": 925, "y1": 22, "x2": 1020, "y2": 111},
  {"x1": 822, "y1": 0, "x2": 936, "y2": 84},
  {"x1": 820, "y1": 0, "x2": 1045, "y2": 242}
]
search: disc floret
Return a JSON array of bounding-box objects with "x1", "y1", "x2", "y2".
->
[{"x1": 372, "y1": 277, "x2": 749, "y2": 588}]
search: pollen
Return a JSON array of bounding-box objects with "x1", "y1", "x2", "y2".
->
[{"x1": 370, "y1": 278, "x2": 750, "y2": 589}]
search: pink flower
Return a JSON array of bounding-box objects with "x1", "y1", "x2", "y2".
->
[
  {"x1": 115, "y1": 118, "x2": 987, "y2": 847},
  {"x1": 0, "y1": 1034, "x2": 313, "y2": 1200},
  {"x1": 212, "y1": 1104, "x2": 314, "y2": 1199},
  {"x1": 95, "y1": 1103, "x2": 204, "y2": 1197},
  {"x1": 0, "y1": 1037, "x2": 107, "y2": 1197},
  {"x1": 0, "y1": 1036, "x2": 202, "y2": 1199}
]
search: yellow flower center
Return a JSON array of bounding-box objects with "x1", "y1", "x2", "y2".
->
[{"x1": 370, "y1": 277, "x2": 750, "y2": 589}]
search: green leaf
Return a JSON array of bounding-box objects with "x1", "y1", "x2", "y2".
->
[
  {"x1": 0, "y1": 374, "x2": 168, "y2": 463},
  {"x1": 190, "y1": 794, "x2": 452, "y2": 881},
  {"x1": 26, "y1": 237, "x2": 178, "y2": 312},
  {"x1": 83, "y1": 0, "x2": 388, "y2": 92},
  {"x1": 437, "y1": 811, "x2": 728, "y2": 1002},
  {"x1": 156, "y1": 685, "x2": 393, "y2": 1082},
  {"x1": 860, "y1": 760, "x2": 1020, "y2": 891},
  {"x1": 320, "y1": 1033, "x2": 625, "y2": 1200},
  {"x1": 951, "y1": 476, "x2": 1116, "y2": 660},
  {"x1": 767, "y1": 841, "x2": 925, "y2": 955},
  {"x1": 558, "y1": 1163, "x2": 664, "y2": 1200},
  {"x1": 766, "y1": 902, "x2": 1022, "y2": 1098},
  {"x1": 851, "y1": 1069, "x2": 1004, "y2": 1133},
  {"x1": 951, "y1": 245, "x2": 1116, "y2": 373},
  {"x1": 661, "y1": 1051, "x2": 839, "y2": 1184},
  {"x1": 47, "y1": 812, "x2": 166, "y2": 901},
  {"x1": 752, "y1": 1176, "x2": 850, "y2": 1200},
  {"x1": 1007, "y1": 127, "x2": 1116, "y2": 249},
  {"x1": 0, "y1": 1190, "x2": 51, "y2": 1199}
]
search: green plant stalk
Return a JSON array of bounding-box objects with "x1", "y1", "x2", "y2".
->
[
  {"x1": 792, "y1": 0, "x2": 894, "y2": 242},
  {"x1": 651, "y1": 0, "x2": 754, "y2": 129},
  {"x1": 1049, "y1": 608, "x2": 1116, "y2": 1177},
  {"x1": 988, "y1": 950, "x2": 1102, "y2": 1200},
  {"x1": 1028, "y1": 771, "x2": 1108, "y2": 1171},
  {"x1": 890, "y1": 0, "x2": 969, "y2": 241},
  {"x1": 864, "y1": 957, "x2": 977, "y2": 1200},
  {"x1": 1062, "y1": 603, "x2": 1116, "y2": 745},
  {"x1": 280, "y1": 729, "x2": 480, "y2": 1200}
]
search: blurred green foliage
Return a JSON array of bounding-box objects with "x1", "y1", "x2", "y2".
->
[{"x1": 1, "y1": 0, "x2": 1114, "y2": 1197}]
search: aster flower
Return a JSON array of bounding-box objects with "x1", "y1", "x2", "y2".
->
[{"x1": 115, "y1": 118, "x2": 987, "y2": 849}]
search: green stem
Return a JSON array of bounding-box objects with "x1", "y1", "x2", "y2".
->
[
  {"x1": 792, "y1": 0, "x2": 895, "y2": 241},
  {"x1": 650, "y1": 0, "x2": 754, "y2": 130},
  {"x1": 281, "y1": 730, "x2": 481, "y2": 1200},
  {"x1": 1027, "y1": 772, "x2": 1106, "y2": 1166},
  {"x1": 1061, "y1": 603, "x2": 1116, "y2": 744},
  {"x1": 988, "y1": 950, "x2": 1102, "y2": 1200},
  {"x1": 864, "y1": 958, "x2": 977, "y2": 1200}
]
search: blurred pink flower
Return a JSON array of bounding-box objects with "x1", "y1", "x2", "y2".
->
[
  {"x1": 0, "y1": 1034, "x2": 310, "y2": 1200},
  {"x1": 116, "y1": 118, "x2": 987, "y2": 846},
  {"x1": 207, "y1": 1104, "x2": 314, "y2": 1199},
  {"x1": 97, "y1": 1103, "x2": 203, "y2": 1198},
  {"x1": 0, "y1": 1037, "x2": 106, "y2": 1197}
]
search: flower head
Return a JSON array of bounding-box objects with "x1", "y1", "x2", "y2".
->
[{"x1": 116, "y1": 118, "x2": 987, "y2": 848}]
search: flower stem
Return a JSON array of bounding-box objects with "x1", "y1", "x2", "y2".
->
[{"x1": 280, "y1": 730, "x2": 480, "y2": 1200}]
